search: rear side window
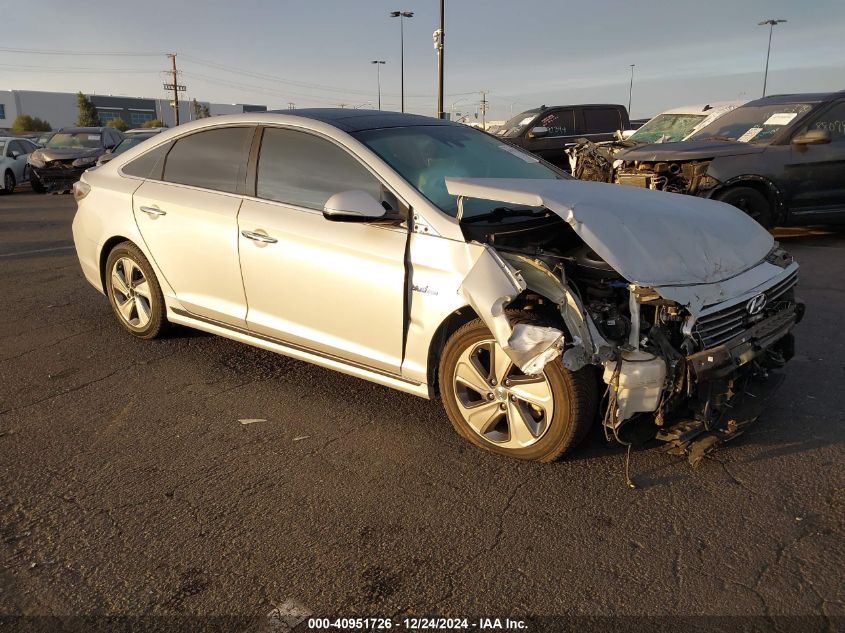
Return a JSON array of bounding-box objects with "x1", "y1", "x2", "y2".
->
[
  {"x1": 256, "y1": 128, "x2": 380, "y2": 209},
  {"x1": 121, "y1": 141, "x2": 172, "y2": 180},
  {"x1": 162, "y1": 127, "x2": 253, "y2": 193},
  {"x1": 583, "y1": 108, "x2": 622, "y2": 133}
]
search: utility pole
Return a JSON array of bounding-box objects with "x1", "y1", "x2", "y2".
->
[
  {"x1": 480, "y1": 91, "x2": 488, "y2": 129},
  {"x1": 759, "y1": 19, "x2": 787, "y2": 97},
  {"x1": 434, "y1": 0, "x2": 445, "y2": 118},
  {"x1": 371, "y1": 60, "x2": 386, "y2": 110},
  {"x1": 627, "y1": 64, "x2": 635, "y2": 116},
  {"x1": 287, "y1": 102, "x2": 295, "y2": 110},
  {"x1": 168, "y1": 53, "x2": 180, "y2": 125}
]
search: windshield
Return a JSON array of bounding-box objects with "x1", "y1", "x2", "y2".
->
[
  {"x1": 46, "y1": 132, "x2": 103, "y2": 149},
  {"x1": 354, "y1": 125, "x2": 565, "y2": 218},
  {"x1": 690, "y1": 102, "x2": 814, "y2": 144},
  {"x1": 114, "y1": 136, "x2": 150, "y2": 155},
  {"x1": 630, "y1": 113, "x2": 707, "y2": 143},
  {"x1": 496, "y1": 109, "x2": 541, "y2": 138}
]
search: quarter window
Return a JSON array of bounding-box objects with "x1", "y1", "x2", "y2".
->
[
  {"x1": 122, "y1": 141, "x2": 173, "y2": 179},
  {"x1": 583, "y1": 108, "x2": 622, "y2": 134},
  {"x1": 256, "y1": 128, "x2": 381, "y2": 210},
  {"x1": 162, "y1": 127, "x2": 253, "y2": 193}
]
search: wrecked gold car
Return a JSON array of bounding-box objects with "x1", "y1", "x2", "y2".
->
[{"x1": 71, "y1": 110, "x2": 803, "y2": 464}]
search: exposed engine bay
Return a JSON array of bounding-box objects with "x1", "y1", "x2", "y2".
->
[
  {"x1": 568, "y1": 138, "x2": 718, "y2": 195},
  {"x1": 458, "y1": 208, "x2": 803, "y2": 470}
]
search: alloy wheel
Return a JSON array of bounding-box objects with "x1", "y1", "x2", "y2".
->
[
  {"x1": 110, "y1": 257, "x2": 153, "y2": 329},
  {"x1": 452, "y1": 338, "x2": 555, "y2": 449},
  {"x1": 3, "y1": 172, "x2": 12, "y2": 193}
]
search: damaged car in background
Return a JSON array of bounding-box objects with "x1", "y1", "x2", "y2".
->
[
  {"x1": 71, "y1": 110, "x2": 802, "y2": 472},
  {"x1": 587, "y1": 91, "x2": 845, "y2": 228},
  {"x1": 568, "y1": 101, "x2": 744, "y2": 183},
  {"x1": 28, "y1": 126, "x2": 123, "y2": 193}
]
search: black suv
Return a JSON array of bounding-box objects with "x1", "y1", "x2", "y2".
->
[
  {"x1": 611, "y1": 91, "x2": 845, "y2": 227},
  {"x1": 493, "y1": 104, "x2": 630, "y2": 168}
]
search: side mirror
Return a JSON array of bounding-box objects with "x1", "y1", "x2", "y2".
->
[
  {"x1": 792, "y1": 129, "x2": 831, "y2": 146},
  {"x1": 528, "y1": 126, "x2": 548, "y2": 139},
  {"x1": 323, "y1": 190, "x2": 388, "y2": 222},
  {"x1": 10, "y1": 151, "x2": 21, "y2": 159},
  {"x1": 620, "y1": 129, "x2": 636, "y2": 140}
]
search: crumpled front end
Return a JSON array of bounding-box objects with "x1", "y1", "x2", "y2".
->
[
  {"x1": 31, "y1": 161, "x2": 89, "y2": 193},
  {"x1": 447, "y1": 177, "x2": 803, "y2": 468}
]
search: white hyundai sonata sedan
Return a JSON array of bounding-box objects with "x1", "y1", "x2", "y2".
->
[{"x1": 71, "y1": 110, "x2": 803, "y2": 463}]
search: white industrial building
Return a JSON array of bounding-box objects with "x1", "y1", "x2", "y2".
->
[{"x1": 0, "y1": 89, "x2": 267, "y2": 132}]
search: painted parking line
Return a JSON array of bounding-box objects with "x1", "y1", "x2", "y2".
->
[{"x1": 0, "y1": 245, "x2": 75, "y2": 258}]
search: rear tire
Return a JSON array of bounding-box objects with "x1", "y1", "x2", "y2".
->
[
  {"x1": 105, "y1": 242, "x2": 168, "y2": 339},
  {"x1": 1, "y1": 170, "x2": 14, "y2": 195},
  {"x1": 438, "y1": 311, "x2": 597, "y2": 462},
  {"x1": 30, "y1": 172, "x2": 46, "y2": 193},
  {"x1": 714, "y1": 186, "x2": 774, "y2": 229}
]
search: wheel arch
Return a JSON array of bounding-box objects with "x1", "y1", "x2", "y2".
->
[
  {"x1": 425, "y1": 305, "x2": 480, "y2": 396},
  {"x1": 98, "y1": 235, "x2": 135, "y2": 293},
  {"x1": 711, "y1": 176, "x2": 785, "y2": 224}
]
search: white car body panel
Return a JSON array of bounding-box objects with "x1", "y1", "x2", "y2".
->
[{"x1": 1, "y1": 137, "x2": 35, "y2": 187}]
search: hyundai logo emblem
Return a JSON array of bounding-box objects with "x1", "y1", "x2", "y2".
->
[{"x1": 746, "y1": 293, "x2": 767, "y2": 315}]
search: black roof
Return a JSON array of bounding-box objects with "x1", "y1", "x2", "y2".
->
[
  {"x1": 743, "y1": 92, "x2": 842, "y2": 107},
  {"x1": 268, "y1": 108, "x2": 455, "y2": 132}
]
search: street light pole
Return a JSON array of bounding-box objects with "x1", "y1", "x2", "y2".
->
[
  {"x1": 436, "y1": 0, "x2": 445, "y2": 119},
  {"x1": 371, "y1": 60, "x2": 386, "y2": 110},
  {"x1": 627, "y1": 64, "x2": 635, "y2": 116},
  {"x1": 390, "y1": 11, "x2": 414, "y2": 112},
  {"x1": 758, "y1": 19, "x2": 787, "y2": 97}
]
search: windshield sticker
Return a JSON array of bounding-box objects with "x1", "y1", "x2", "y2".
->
[
  {"x1": 518, "y1": 116, "x2": 534, "y2": 126},
  {"x1": 87, "y1": 134, "x2": 101, "y2": 141},
  {"x1": 499, "y1": 144, "x2": 539, "y2": 163},
  {"x1": 764, "y1": 112, "x2": 798, "y2": 126},
  {"x1": 737, "y1": 127, "x2": 763, "y2": 143}
]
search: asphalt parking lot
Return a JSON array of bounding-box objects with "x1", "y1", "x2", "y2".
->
[{"x1": 1, "y1": 191, "x2": 843, "y2": 630}]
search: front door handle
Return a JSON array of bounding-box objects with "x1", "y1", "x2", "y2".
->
[
  {"x1": 139, "y1": 206, "x2": 166, "y2": 217},
  {"x1": 241, "y1": 230, "x2": 278, "y2": 244}
]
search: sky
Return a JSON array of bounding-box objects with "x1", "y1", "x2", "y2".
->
[{"x1": 1, "y1": 0, "x2": 844, "y2": 121}]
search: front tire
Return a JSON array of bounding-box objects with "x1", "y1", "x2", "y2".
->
[
  {"x1": 1, "y1": 170, "x2": 15, "y2": 194},
  {"x1": 30, "y1": 172, "x2": 46, "y2": 193},
  {"x1": 438, "y1": 312, "x2": 596, "y2": 462},
  {"x1": 714, "y1": 186, "x2": 774, "y2": 229},
  {"x1": 105, "y1": 242, "x2": 167, "y2": 339}
]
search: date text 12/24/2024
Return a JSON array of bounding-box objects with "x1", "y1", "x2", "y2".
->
[{"x1": 306, "y1": 617, "x2": 528, "y2": 630}]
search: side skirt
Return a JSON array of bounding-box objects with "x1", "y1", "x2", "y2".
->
[{"x1": 167, "y1": 307, "x2": 431, "y2": 400}]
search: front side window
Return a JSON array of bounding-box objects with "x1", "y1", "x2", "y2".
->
[
  {"x1": 808, "y1": 101, "x2": 845, "y2": 141},
  {"x1": 583, "y1": 108, "x2": 622, "y2": 134},
  {"x1": 498, "y1": 109, "x2": 541, "y2": 138},
  {"x1": 162, "y1": 127, "x2": 253, "y2": 194},
  {"x1": 355, "y1": 124, "x2": 564, "y2": 218},
  {"x1": 7, "y1": 141, "x2": 22, "y2": 156},
  {"x1": 256, "y1": 128, "x2": 381, "y2": 210},
  {"x1": 537, "y1": 110, "x2": 576, "y2": 136}
]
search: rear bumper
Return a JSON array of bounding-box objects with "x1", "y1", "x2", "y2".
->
[
  {"x1": 32, "y1": 166, "x2": 86, "y2": 192},
  {"x1": 687, "y1": 301, "x2": 804, "y2": 380}
]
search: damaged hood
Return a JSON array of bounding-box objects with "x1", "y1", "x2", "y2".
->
[
  {"x1": 616, "y1": 140, "x2": 765, "y2": 162},
  {"x1": 30, "y1": 147, "x2": 102, "y2": 162},
  {"x1": 445, "y1": 177, "x2": 774, "y2": 288}
]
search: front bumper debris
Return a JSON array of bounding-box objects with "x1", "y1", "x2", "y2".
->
[{"x1": 32, "y1": 165, "x2": 87, "y2": 193}]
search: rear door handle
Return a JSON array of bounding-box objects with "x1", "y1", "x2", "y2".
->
[
  {"x1": 241, "y1": 230, "x2": 278, "y2": 244},
  {"x1": 139, "y1": 206, "x2": 166, "y2": 217}
]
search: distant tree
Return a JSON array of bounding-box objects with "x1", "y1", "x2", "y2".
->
[
  {"x1": 11, "y1": 114, "x2": 52, "y2": 133},
  {"x1": 106, "y1": 118, "x2": 128, "y2": 132},
  {"x1": 142, "y1": 119, "x2": 167, "y2": 128},
  {"x1": 76, "y1": 92, "x2": 101, "y2": 127},
  {"x1": 191, "y1": 99, "x2": 211, "y2": 120}
]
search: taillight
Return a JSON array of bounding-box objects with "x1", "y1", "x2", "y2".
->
[{"x1": 73, "y1": 180, "x2": 91, "y2": 202}]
